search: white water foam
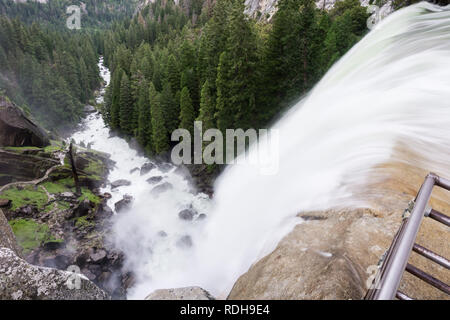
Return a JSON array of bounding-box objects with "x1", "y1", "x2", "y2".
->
[{"x1": 72, "y1": 3, "x2": 450, "y2": 299}]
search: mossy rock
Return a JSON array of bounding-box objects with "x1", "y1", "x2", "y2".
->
[
  {"x1": 8, "y1": 218, "x2": 58, "y2": 254},
  {"x1": 1, "y1": 185, "x2": 48, "y2": 211}
]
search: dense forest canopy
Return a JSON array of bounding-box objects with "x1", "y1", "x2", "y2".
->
[
  {"x1": 0, "y1": 16, "x2": 100, "y2": 130},
  {"x1": 0, "y1": 0, "x2": 139, "y2": 29},
  {"x1": 0, "y1": 0, "x2": 370, "y2": 148},
  {"x1": 102, "y1": 0, "x2": 369, "y2": 157}
]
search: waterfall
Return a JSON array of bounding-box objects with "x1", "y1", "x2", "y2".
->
[{"x1": 73, "y1": 3, "x2": 450, "y2": 299}]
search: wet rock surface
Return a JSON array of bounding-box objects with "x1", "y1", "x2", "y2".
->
[
  {"x1": 111, "y1": 179, "x2": 131, "y2": 189},
  {"x1": 178, "y1": 208, "x2": 197, "y2": 221},
  {"x1": 146, "y1": 176, "x2": 163, "y2": 185},
  {"x1": 140, "y1": 163, "x2": 155, "y2": 176},
  {"x1": 114, "y1": 195, "x2": 134, "y2": 213},
  {"x1": 151, "y1": 182, "x2": 173, "y2": 196}
]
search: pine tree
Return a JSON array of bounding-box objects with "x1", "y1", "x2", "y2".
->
[
  {"x1": 197, "y1": 80, "x2": 215, "y2": 132},
  {"x1": 161, "y1": 82, "x2": 179, "y2": 135},
  {"x1": 262, "y1": 0, "x2": 322, "y2": 120},
  {"x1": 119, "y1": 74, "x2": 134, "y2": 135},
  {"x1": 197, "y1": 0, "x2": 231, "y2": 92},
  {"x1": 110, "y1": 68, "x2": 124, "y2": 129},
  {"x1": 150, "y1": 82, "x2": 169, "y2": 154},
  {"x1": 79, "y1": 57, "x2": 90, "y2": 103},
  {"x1": 137, "y1": 79, "x2": 152, "y2": 151},
  {"x1": 179, "y1": 86, "x2": 195, "y2": 136},
  {"x1": 215, "y1": 0, "x2": 258, "y2": 131},
  {"x1": 167, "y1": 54, "x2": 180, "y2": 93}
]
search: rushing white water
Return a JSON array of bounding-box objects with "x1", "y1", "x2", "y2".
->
[
  {"x1": 72, "y1": 58, "x2": 212, "y2": 299},
  {"x1": 72, "y1": 3, "x2": 450, "y2": 299}
]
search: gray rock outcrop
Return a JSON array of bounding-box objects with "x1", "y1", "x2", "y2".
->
[
  {"x1": 0, "y1": 96, "x2": 49, "y2": 147},
  {"x1": 0, "y1": 208, "x2": 110, "y2": 300},
  {"x1": 0, "y1": 247, "x2": 110, "y2": 300}
]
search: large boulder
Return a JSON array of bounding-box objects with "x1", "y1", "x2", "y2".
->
[
  {"x1": 0, "y1": 149, "x2": 59, "y2": 185},
  {"x1": 228, "y1": 163, "x2": 450, "y2": 300},
  {"x1": 114, "y1": 195, "x2": 134, "y2": 213},
  {"x1": 0, "y1": 96, "x2": 49, "y2": 147},
  {"x1": 111, "y1": 179, "x2": 131, "y2": 189},
  {"x1": 145, "y1": 287, "x2": 215, "y2": 300},
  {"x1": 0, "y1": 247, "x2": 110, "y2": 300},
  {"x1": 0, "y1": 209, "x2": 110, "y2": 300}
]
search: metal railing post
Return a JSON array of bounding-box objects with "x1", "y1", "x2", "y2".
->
[{"x1": 374, "y1": 174, "x2": 436, "y2": 299}]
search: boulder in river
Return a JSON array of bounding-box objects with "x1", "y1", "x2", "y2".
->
[
  {"x1": 130, "y1": 167, "x2": 140, "y2": 174},
  {"x1": 146, "y1": 176, "x2": 163, "y2": 185},
  {"x1": 111, "y1": 179, "x2": 131, "y2": 189},
  {"x1": 140, "y1": 163, "x2": 156, "y2": 176},
  {"x1": 114, "y1": 195, "x2": 134, "y2": 213},
  {"x1": 159, "y1": 163, "x2": 173, "y2": 173},
  {"x1": 84, "y1": 105, "x2": 96, "y2": 113},
  {"x1": 178, "y1": 208, "x2": 197, "y2": 221},
  {"x1": 151, "y1": 182, "x2": 173, "y2": 196}
]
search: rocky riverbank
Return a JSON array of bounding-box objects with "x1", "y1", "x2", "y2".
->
[
  {"x1": 0, "y1": 144, "x2": 134, "y2": 299},
  {"x1": 0, "y1": 97, "x2": 133, "y2": 299}
]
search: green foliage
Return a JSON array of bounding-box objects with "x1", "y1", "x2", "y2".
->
[
  {"x1": 99, "y1": 0, "x2": 369, "y2": 158},
  {"x1": 197, "y1": 80, "x2": 215, "y2": 132},
  {"x1": 74, "y1": 216, "x2": 95, "y2": 229},
  {"x1": 119, "y1": 74, "x2": 134, "y2": 134},
  {"x1": 150, "y1": 82, "x2": 169, "y2": 154},
  {"x1": 0, "y1": 0, "x2": 139, "y2": 29},
  {"x1": 179, "y1": 86, "x2": 195, "y2": 136},
  {"x1": 137, "y1": 79, "x2": 153, "y2": 151},
  {"x1": 9, "y1": 218, "x2": 57, "y2": 254},
  {"x1": 41, "y1": 182, "x2": 68, "y2": 194},
  {"x1": 79, "y1": 187, "x2": 101, "y2": 205},
  {"x1": 0, "y1": 16, "x2": 100, "y2": 130},
  {"x1": 1, "y1": 186, "x2": 48, "y2": 211},
  {"x1": 161, "y1": 82, "x2": 180, "y2": 135}
]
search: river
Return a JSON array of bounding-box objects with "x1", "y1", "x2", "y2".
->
[
  {"x1": 71, "y1": 57, "x2": 212, "y2": 299},
  {"x1": 71, "y1": 2, "x2": 450, "y2": 300}
]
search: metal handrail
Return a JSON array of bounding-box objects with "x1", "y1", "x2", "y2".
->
[{"x1": 366, "y1": 173, "x2": 450, "y2": 300}]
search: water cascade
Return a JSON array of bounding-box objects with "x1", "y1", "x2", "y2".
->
[{"x1": 72, "y1": 3, "x2": 450, "y2": 299}]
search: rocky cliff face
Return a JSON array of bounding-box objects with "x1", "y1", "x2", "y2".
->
[
  {"x1": 0, "y1": 96, "x2": 49, "y2": 148},
  {"x1": 245, "y1": 0, "x2": 394, "y2": 21},
  {"x1": 228, "y1": 161, "x2": 450, "y2": 300},
  {"x1": 244, "y1": 0, "x2": 279, "y2": 20}
]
